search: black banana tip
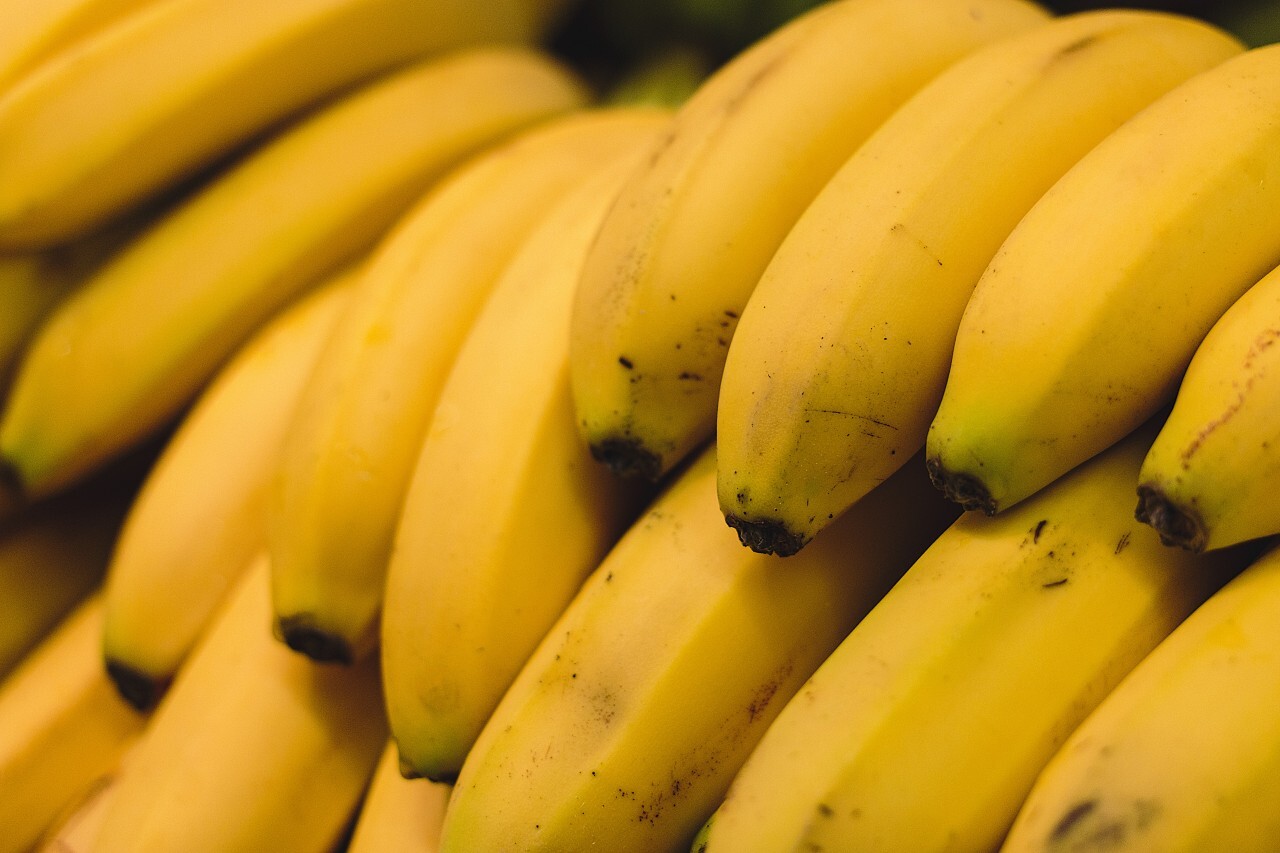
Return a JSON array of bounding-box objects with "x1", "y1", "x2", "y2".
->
[
  {"x1": 1135, "y1": 485, "x2": 1207, "y2": 553},
  {"x1": 276, "y1": 615, "x2": 353, "y2": 665},
  {"x1": 106, "y1": 659, "x2": 165, "y2": 712},
  {"x1": 589, "y1": 436, "x2": 663, "y2": 481},
  {"x1": 925, "y1": 456, "x2": 997, "y2": 516},
  {"x1": 724, "y1": 514, "x2": 808, "y2": 557}
]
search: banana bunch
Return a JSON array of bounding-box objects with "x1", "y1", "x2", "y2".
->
[{"x1": 7, "y1": 0, "x2": 1280, "y2": 848}]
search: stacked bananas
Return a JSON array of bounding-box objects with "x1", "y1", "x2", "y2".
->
[{"x1": 4, "y1": 0, "x2": 1280, "y2": 850}]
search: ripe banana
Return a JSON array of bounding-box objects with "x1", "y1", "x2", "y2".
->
[
  {"x1": 0, "y1": 471, "x2": 137, "y2": 679},
  {"x1": 0, "y1": 594, "x2": 146, "y2": 853},
  {"x1": 1135, "y1": 262, "x2": 1280, "y2": 553},
  {"x1": 701, "y1": 424, "x2": 1247, "y2": 853},
  {"x1": 0, "y1": 47, "x2": 586, "y2": 505},
  {"x1": 569, "y1": 0, "x2": 1049, "y2": 483},
  {"x1": 347, "y1": 741, "x2": 451, "y2": 853},
  {"x1": 0, "y1": 0, "x2": 160, "y2": 94},
  {"x1": 0, "y1": 0, "x2": 564, "y2": 248},
  {"x1": 1001, "y1": 542, "x2": 1280, "y2": 852},
  {"x1": 102, "y1": 268, "x2": 355, "y2": 712},
  {"x1": 716, "y1": 11, "x2": 1243, "y2": 557},
  {"x1": 269, "y1": 107, "x2": 666, "y2": 666},
  {"x1": 381, "y1": 136, "x2": 665, "y2": 782},
  {"x1": 438, "y1": 446, "x2": 956, "y2": 852},
  {"x1": 93, "y1": 553, "x2": 388, "y2": 853},
  {"x1": 927, "y1": 42, "x2": 1280, "y2": 517}
]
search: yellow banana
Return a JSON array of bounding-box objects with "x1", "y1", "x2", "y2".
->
[
  {"x1": 1135, "y1": 262, "x2": 1280, "y2": 553},
  {"x1": 0, "y1": 47, "x2": 586, "y2": 505},
  {"x1": 381, "y1": 135, "x2": 665, "y2": 782},
  {"x1": 348, "y1": 741, "x2": 451, "y2": 853},
  {"x1": 438, "y1": 446, "x2": 956, "y2": 852},
  {"x1": 0, "y1": 594, "x2": 146, "y2": 853},
  {"x1": 716, "y1": 11, "x2": 1242, "y2": 556},
  {"x1": 569, "y1": 0, "x2": 1049, "y2": 483},
  {"x1": 0, "y1": 0, "x2": 563, "y2": 248},
  {"x1": 0, "y1": 0, "x2": 159, "y2": 94},
  {"x1": 1002, "y1": 541, "x2": 1280, "y2": 852},
  {"x1": 702, "y1": 425, "x2": 1247, "y2": 853},
  {"x1": 268, "y1": 107, "x2": 665, "y2": 666},
  {"x1": 927, "y1": 42, "x2": 1280, "y2": 517},
  {"x1": 0, "y1": 471, "x2": 137, "y2": 679},
  {"x1": 93, "y1": 553, "x2": 388, "y2": 853},
  {"x1": 101, "y1": 268, "x2": 355, "y2": 712}
]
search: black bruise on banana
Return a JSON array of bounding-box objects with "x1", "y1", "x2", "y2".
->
[
  {"x1": 925, "y1": 456, "x2": 997, "y2": 516},
  {"x1": 723, "y1": 512, "x2": 808, "y2": 557},
  {"x1": 590, "y1": 435, "x2": 663, "y2": 481},
  {"x1": 275, "y1": 614, "x2": 353, "y2": 665}
]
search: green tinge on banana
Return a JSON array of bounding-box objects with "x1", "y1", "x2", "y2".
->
[
  {"x1": 1003, "y1": 541, "x2": 1280, "y2": 852},
  {"x1": 93, "y1": 555, "x2": 388, "y2": 853},
  {"x1": 267, "y1": 108, "x2": 660, "y2": 669},
  {"x1": 569, "y1": 0, "x2": 1050, "y2": 484},
  {"x1": 926, "y1": 41, "x2": 1280, "y2": 517},
  {"x1": 101, "y1": 269, "x2": 355, "y2": 712},
  {"x1": 0, "y1": 0, "x2": 558, "y2": 249},
  {"x1": 0, "y1": 46, "x2": 587, "y2": 507},
  {"x1": 438, "y1": 447, "x2": 956, "y2": 852},
  {"x1": 1136, "y1": 261, "x2": 1280, "y2": 553},
  {"x1": 714, "y1": 9, "x2": 1243, "y2": 557},
  {"x1": 703, "y1": 424, "x2": 1248, "y2": 853}
]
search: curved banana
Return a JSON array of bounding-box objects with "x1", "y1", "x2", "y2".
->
[
  {"x1": 93, "y1": 554, "x2": 388, "y2": 853},
  {"x1": 347, "y1": 741, "x2": 451, "y2": 853},
  {"x1": 101, "y1": 268, "x2": 354, "y2": 712},
  {"x1": 702, "y1": 425, "x2": 1246, "y2": 853},
  {"x1": 569, "y1": 0, "x2": 1049, "y2": 483},
  {"x1": 0, "y1": 595, "x2": 146, "y2": 853},
  {"x1": 0, "y1": 0, "x2": 159, "y2": 94},
  {"x1": 1002, "y1": 542, "x2": 1280, "y2": 852},
  {"x1": 716, "y1": 11, "x2": 1242, "y2": 556},
  {"x1": 0, "y1": 472, "x2": 136, "y2": 679},
  {"x1": 0, "y1": 0, "x2": 563, "y2": 248},
  {"x1": 269, "y1": 108, "x2": 666, "y2": 666},
  {"x1": 381, "y1": 136, "x2": 665, "y2": 782},
  {"x1": 0, "y1": 47, "x2": 586, "y2": 505},
  {"x1": 926, "y1": 42, "x2": 1280, "y2": 517},
  {"x1": 437, "y1": 447, "x2": 956, "y2": 852},
  {"x1": 1135, "y1": 262, "x2": 1280, "y2": 553}
]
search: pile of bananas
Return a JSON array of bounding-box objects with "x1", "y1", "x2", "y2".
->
[{"x1": 4, "y1": 0, "x2": 1280, "y2": 850}]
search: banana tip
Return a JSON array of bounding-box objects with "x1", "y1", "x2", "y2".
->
[
  {"x1": 1135, "y1": 485, "x2": 1206, "y2": 553},
  {"x1": 276, "y1": 615, "x2": 354, "y2": 665},
  {"x1": 589, "y1": 436, "x2": 663, "y2": 481},
  {"x1": 925, "y1": 457, "x2": 997, "y2": 516},
  {"x1": 105, "y1": 659, "x2": 165, "y2": 712},
  {"x1": 724, "y1": 514, "x2": 808, "y2": 557}
]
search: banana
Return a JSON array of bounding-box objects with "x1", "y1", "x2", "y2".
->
[
  {"x1": 701, "y1": 424, "x2": 1249, "y2": 853},
  {"x1": 0, "y1": 0, "x2": 160, "y2": 94},
  {"x1": 34, "y1": 761, "x2": 122, "y2": 853},
  {"x1": 926, "y1": 42, "x2": 1280, "y2": 517},
  {"x1": 93, "y1": 553, "x2": 388, "y2": 853},
  {"x1": 437, "y1": 446, "x2": 956, "y2": 852},
  {"x1": 348, "y1": 741, "x2": 451, "y2": 853},
  {"x1": 0, "y1": 468, "x2": 138, "y2": 680},
  {"x1": 0, "y1": 0, "x2": 565, "y2": 249},
  {"x1": 269, "y1": 107, "x2": 668, "y2": 666},
  {"x1": 101, "y1": 267, "x2": 355, "y2": 712},
  {"x1": 715, "y1": 11, "x2": 1243, "y2": 557},
  {"x1": 569, "y1": 0, "x2": 1050, "y2": 483},
  {"x1": 0, "y1": 594, "x2": 146, "y2": 853},
  {"x1": 1134, "y1": 262, "x2": 1280, "y2": 553},
  {"x1": 0, "y1": 47, "x2": 586, "y2": 505},
  {"x1": 1001, "y1": 541, "x2": 1280, "y2": 852},
  {"x1": 381, "y1": 135, "x2": 665, "y2": 782}
]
